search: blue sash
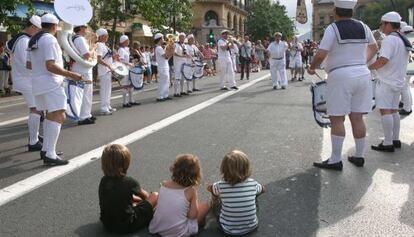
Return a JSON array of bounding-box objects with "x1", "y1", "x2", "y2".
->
[{"x1": 331, "y1": 19, "x2": 368, "y2": 44}]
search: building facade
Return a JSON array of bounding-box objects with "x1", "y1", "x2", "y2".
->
[
  {"x1": 191, "y1": 0, "x2": 250, "y2": 44},
  {"x1": 312, "y1": 0, "x2": 375, "y2": 42}
]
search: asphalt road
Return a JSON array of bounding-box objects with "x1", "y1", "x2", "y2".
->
[{"x1": 0, "y1": 71, "x2": 413, "y2": 237}]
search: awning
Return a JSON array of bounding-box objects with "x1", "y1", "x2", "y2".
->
[{"x1": 8, "y1": 2, "x2": 56, "y2": 18}]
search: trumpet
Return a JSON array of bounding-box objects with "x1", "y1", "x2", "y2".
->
[{"x1": 165, "y1": 34, "x2": 176, "y2": 55}]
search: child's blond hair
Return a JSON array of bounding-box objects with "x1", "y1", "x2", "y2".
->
[
  {"x1": 220, "y1": 150, "x2": 251, "y2": 185},
  {"x1": 101, "y1": 144, "x2": 131, "y2": 177},
  {"x1": 171, "y1": 154, "x2": 202, "y2": 187}
]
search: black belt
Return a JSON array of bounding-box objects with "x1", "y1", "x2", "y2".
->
[
  {"x1": 272, "y1": 57, "x2": 284, "y2": 60},
  {"x1": 328, "y1": 63, "x2": 366, "y2": 73}
]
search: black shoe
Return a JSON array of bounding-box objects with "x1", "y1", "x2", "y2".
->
[
  {"x1": 273, "y1": 86, "x2": 277, "y2": 90},
  {"x1": 187, "y1": 90, "x2": 193, "y2": 93},
  {"x1": 230, "y1": 86, "x2": 239, "y2": 90},
  {"x1": 78, "y1": 118, "x2": 95, "y2": 125},
  {"x1": 164, "y1": 97, "x2": 172, "y2": 100},
  {"x1": 38, "y1": 135, "x2": 43, "y2": 143},
  {"x1": 399, "y1": 101, "x2": 404, "y2": 108},
  {"x1": 28, "y1": 141, "x2": 42, "y2": 152},
  {"x1": 89, "y1": 116, "x2": 97, "y2": 121},
  {"x1": 399, "y1": 109, "x2": 412, "y2": 116},
  {"x1": 393, "y1": 140, "x2": 401, "y2": 148},
  {"x1": 193, "y1": 88, "x2": 201, "y2": 92},
  {"x1": 129, "y1": 102, "x2": 141, "y2": 106},
  {"x1": 43, "y1": 155, "x2": 69, "y2": 166},
  {"x1": 181, "y1": 92, "x2": 189, "y2": 96},
  {"x1": 348, "y1": 156, "x2": 365, "y2": 167},
  {"x1": 156, "y1": 98, "x2": 165, "y2": 102},
  {"x1": 313, "y1": 159, "x2": 343, "y2": 171},
  {"x1": 220, "y1": 87, "x2": 229, "y2": 91},
  {"x1": 371, "y1": 142, "x2": 395, "y2": 152},
  {"x1": 123, "y1": 103, "x2": 132, "y2": 108},
  {"x1": 174, "y1": 94, "x2": 182, "y2": 97},
  {"x1": 40, "y1": 151, "x2": 63, "y2": 160}
]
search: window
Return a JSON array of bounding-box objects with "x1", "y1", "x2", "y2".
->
[
  {"x1": 205, "y1": 10, "x2": 219, "y2": 26},
  {"x1": 319, "y1": 16, "x2": 324, "y2": 26}
]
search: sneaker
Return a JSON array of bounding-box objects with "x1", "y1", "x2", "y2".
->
[
  {"x1": 399, "y1": 109, "x2": 412, "y2": 116},
  {"x1": 123, "y1": 103, "x2": 132, "y2": 108},
  {"x1": 100, "y1": 111, "x2": 112, "y2": 115},
  {"x1": 313, "y1": 159, "x2": 343, "y2": 171},
  {"x1": 78, "y1": 118, "x2": 95, "y2": 125},
  {"x1": 90, "y1": 116, "x2": 97, "y2": 121},
  {"x1": 28, "y1": 141, "x2": 42, "y2": 152},
  {"x1": 371, "y1": 142, "x2": 394, "y2": 152},
  {"x1": 220, "y1": 87, "x2": 229, "y2": 91},
  {"x1": 230, "y1": 86, "x2": 239, "y2": 90},
  {"x1": 40, "y1": 151, "x2": 64, "y2": 160},
  {"x1": 129, "y1": 102, "x2": 141, "y2": 106},
  {"x1": 393, "y1": 140, "x2": 401, "y2": 148},
  {"x1": 43, "y1": 155, "x2": 69, "y2": 166},
  {"x1": 109, "y1": 108, "x2": 117, "y2": 112},
  {"x1": 348, "y1": 156, "x2": 365, "y2": 167}
]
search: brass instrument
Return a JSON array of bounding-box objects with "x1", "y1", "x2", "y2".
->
[{"x1": 165, "y1": 34, "x2": 176, "y2": 55}]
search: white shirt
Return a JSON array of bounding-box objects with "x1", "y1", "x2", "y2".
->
[
  {"x1": 118, "y1": 47, "x2": 130, "y2": 64},
  {"x1": 319, "y1": 23, "x2": 375, "y2": 76},
  {"x1": 155, "y1": 45, "x2": 168, "y2": 69},
  {"x1": 185, "y1": 44, "x2": 200, "y2": 63},
  {"x1": 174, "y1": 42, "x2": 187, "y2": 66},
  {"x1": 267, "y1": 41, "x2": 288, "y2": 60},
  {"x1": 96, "y1": 42, "x2": 113, "y2": 77},
  {"x1": 72, "y1": 35, "x2": 92, "y2": 75},
  {"x1": 290, "y1": 42, "x2": 303, "y2": 59},
  {"x1": 377, "y1": 34, "x2": 410, "y2": 89},
  {"x1": 145, "y1": 51, "x2": 151, "y2": 66},
  {"x1": 10, "y1": 35, "x2": 31, "y2": 92},
  {"x1": 230, "y1": 44, "x2": 239, "y2": 58},
  {"x1": 30, "y1": 33, "x2": 64, "y2": 96},
  {"x1": 217, "y1": 39, "x2": 231, "y2": 59}
]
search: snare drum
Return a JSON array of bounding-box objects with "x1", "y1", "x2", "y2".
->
[
  {"x1": 64, "y1": 79, "x2": 85, "y2": 121},
  {"x1": 129, "y1": 66, "x2": 144, "y2": 90},
  {"x1": 193, "y1": 60, "x2": 206, "y2": 79},
  {"x1": 181, "y1": 63, "x2": 194, "y2": 81},
  {"x1": 112, "y1": 62, "x2": 129, "y2": 81}
]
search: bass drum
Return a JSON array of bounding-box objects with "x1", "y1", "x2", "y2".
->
[
  {"x1": 129, "y1": 66, "x2": 144, "y2": 90},
  {"x1": 112, "y1": 62, "x2": 129, "y2": 81},
  {"x1": 193, "y1": 60, "x2": 205, "y2": 79},
  {"x1": 181, "y1": 63, "x2": 194, "y2": 81},
  {"x1": 64, "y1": 79, "x2": 85, "y2": 121}
]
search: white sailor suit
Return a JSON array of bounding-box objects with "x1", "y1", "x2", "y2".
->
[
  {"x1": 267, "y1": 40, "x2": 289, "y2": 88},
  {"x1": 218, "y1": 38, "x2": 236, "y2": 89}
]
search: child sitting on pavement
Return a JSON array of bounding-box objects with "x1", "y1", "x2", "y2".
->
[
  {"x1": 149, "y1": 154, "x2": 210, "y2": 237},
  {"x1": 98, "y1": 144, "x2": 158, "y2": 234},
  {"x1": 207, "y1": 150, "x2": 265, "y2": 236}
]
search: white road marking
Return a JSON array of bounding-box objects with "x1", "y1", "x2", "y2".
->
[
  {"x1": 0, "y1": 116, "x2": 28, "y2": 127},
  {"x1": 0, "y1": 74, "x2": 269, "y2": 207}
]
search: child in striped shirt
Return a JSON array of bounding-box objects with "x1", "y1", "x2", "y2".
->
[{"x1": 207, "y1": 150, "x2": 265, "y2": 235}]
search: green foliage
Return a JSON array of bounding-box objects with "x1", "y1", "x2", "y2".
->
[
  {"x1": 246, "y1": 0, "x2": 294, "y2": 41},
  {"x1": 0, "y1": 0, "x2": 33, "y2": 35},
  {"x1": 361, "y1": 0, "x2": 412, "y2": 30},
  {"x1": 136, "y1": 0, "x2": 193, "y2": 33}
]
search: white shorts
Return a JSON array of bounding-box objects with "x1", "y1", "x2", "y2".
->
[
  {"x1": 35, "y1": 87, "x2": 67, "y2": 112},
  {"x1": 375, "y1": 80, "x2": 401, "y2": 109},
  {"x1": 22, "y1": 91, "x2": 36, "y2": 108},
  {"x1": 326, "y1": 71, "x2": 372, "y2": 116}
]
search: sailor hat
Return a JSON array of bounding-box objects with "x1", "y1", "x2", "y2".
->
[
  {"x1": 381, "y1": 11, "x2": 401, "y2": 23},
  {"x1": 96, "y1": 28, "x2": 108, "y2": 37},
  {"x1": 401, "y1": 25, "x2": 413, "y2": 33},
  {"x1": 178, "y1": 32, "x2": 186, "y2": 37},
  {"x1": 41, "y1": 13, "x2": 59, "y2": 24},
  {"x1": 187, "y1": 34, "x2": 194, "y2": 39},
  {"x1": 274, "y1": 32, "x2": 282, "y2": 37},
  {"x1": 120, "y1": 35, "x2": 129, "y2": 43},
  {"x1": 29, "y1": 15, "x2": 42, "y2": 29},
  {"x1": 334, "y1": 0, "x2": 357, "y2": 9},
  {"x1": 154, "y1": 33, "x2": 163, "y2": 40},
  {"x1": 221, "y1": 29, "x2": 231, "y2": 35}
]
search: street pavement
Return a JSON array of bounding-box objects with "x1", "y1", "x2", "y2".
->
[{"x1": 0, "y1": 71, "x2": 413, "y2": 237}]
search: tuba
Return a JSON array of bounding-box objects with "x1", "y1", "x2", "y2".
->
[{"x1": 54, "y1": 0, "x2": 97, "y2": 68}]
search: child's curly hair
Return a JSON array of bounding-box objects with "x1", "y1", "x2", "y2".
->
[
  {"x1": 221, "y1": 150, "x2": 251, "y2": 185},
  {"x1": 171, "y1": 154, "x2": 202, "y2": 187}
]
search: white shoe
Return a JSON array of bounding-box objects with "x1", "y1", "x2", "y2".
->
[
  {"x1": 100, "y1": 111, "x2": 112, "y2": 115},
  {"x1": 109, "y1": 108, "x2": 117, "y2": 112}
]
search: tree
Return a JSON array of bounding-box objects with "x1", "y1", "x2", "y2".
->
[
  {"x1": 136, "y1": 0, "x2": 193, "y2": 33},
  {"x1": 0, "y1": 0, "x2": 33, "y2": 35},
  {"x1": 246, "y1": 0, "x2": 294, "y2": 41},
  {"x1": 361, "y1": 0, "x2": 412, "y2": 30}
]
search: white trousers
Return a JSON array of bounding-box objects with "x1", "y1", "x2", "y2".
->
[
  {"x1": 401, "y1": 75, "x2": 412, "y2": 111},
  {"x1": 79, "y1": 72, "x2": 93, "y2": 120},
  {"x1": 0, "y1": 70, "x2": 9, "y2": 90},
  {"x1": 219, "y1": 58, "x2": 236, "y2": 88},
  {"x1": 158, "y1": 68, "x2": 170, "y2": 99},
  {"x1": 99, "y1": 73, "x2": 112, "y2": 112},
  {"x1": 270, "y1": 61, "x2": 288, "y2": 87}
]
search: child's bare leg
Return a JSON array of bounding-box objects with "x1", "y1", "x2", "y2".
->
[
  {"x1": 197, "y1": 201, "x2": 211, "y2": 226},
  {"x1": 145, "y1": 192, "x2": 159, "y2": 208}
]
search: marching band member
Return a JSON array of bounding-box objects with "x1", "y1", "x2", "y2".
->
[
  {"x1": 7, "y1": 15, "x2": 42, "y2": 151},
  {"x1": 186, "y1": 34, "x2": 204, "y2": 92},
  {"x1": 218, "y1": 30, "x2": 238, "y2": 90},
  {"x1": 154, "y1": 33, "x2": 174, "y2": 101},
  {"x1": 308, "y1": 0, "x2": 378, "y2": 170},
  {"x1": 399, "y1": 25, "x2": 413, "y2": 115},
  {"x1": 29, "y1": 13, "x2": 84, "y2": 165},
  {"x1": 289, "y1": 36, "x2": 304, "y2": 81},
  {"x1": 96, "y1": 28, "x2": 115, "y2": 115},
  {"x1": 267, "y1": 32, "x2": 289, "y2": 90},
  {"x1": 229, "y1": 37, "x2": 239, "y2": 74},
  {"x1": 72, "y1": 24, "x2": 97, "y2": 125},
  {"x1": 369, "y1": 12, "x2": 411, "y2": 152},
  {"x1": 118, "y1": 35, "x2": 139, "y2": 108},
  {"x1": 173, "y1": 32, "x2": 188, "y2": 97}
]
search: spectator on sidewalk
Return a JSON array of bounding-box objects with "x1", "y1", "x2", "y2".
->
[{"x1": 0, "y1": 42, "x2": 11, "y2": 95}]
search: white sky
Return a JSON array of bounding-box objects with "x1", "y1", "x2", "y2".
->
[{"x1": 277, "y1": 0, "x2": 313, "y2": 35}]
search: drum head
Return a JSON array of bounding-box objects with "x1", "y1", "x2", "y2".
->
[
  {"x1": 54, "y1": 0, "x2": 93, "y2": 25},
  {"x1": 113, "y1": 62, "x2": 129, "y2": 76}
]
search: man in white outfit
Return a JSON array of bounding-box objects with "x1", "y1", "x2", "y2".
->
[
  {"x1": 96, "y1": 28, "x2": 116, "y2": 115},
  {"x1": 186, "y1": 34, "x2": 204, "y2": 92},
  {"x1": 308, "y1": 0, "x2": 378, "y2": 170},
  {"x1": 154, "y1": 33, "x2": 173, "y2": 101},
  {"x1": 267, "y1": 32, "x2": 289, "y2": 90},
  {"x1": 173, "y1": 32, "x2": 188, "y2": 97},
  {"x1": 7, "y1": 15, "x2": 42, "y2": 151},
  {"x1": 29, "y1": 14, "x2": 84, "y2": 165},
  {"x1": 289, "y1": 36, "x2": 304, "y2": 81},
  {"x1": 218, "y1": 29, "x2": 238, "y2": 90},
  {"x1": 399, "y1": 25, "x2": 413, "y2": 115},
  {"x1": 369, "y1": 12, "x2": 411, "y2": 152},
  {"x1": 72, "y1": 25, "x2": 97, "y2": 125}
]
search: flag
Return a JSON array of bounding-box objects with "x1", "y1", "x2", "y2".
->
[{"x1": 296, "y1": 0, "x2": 308, "y2": 24}]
